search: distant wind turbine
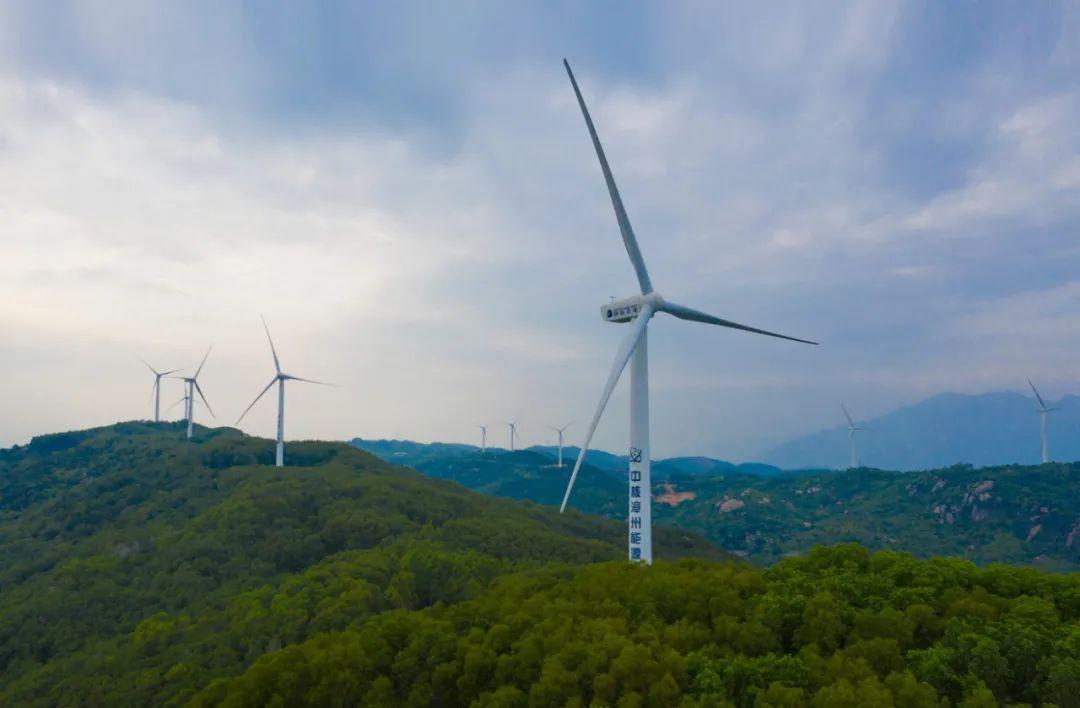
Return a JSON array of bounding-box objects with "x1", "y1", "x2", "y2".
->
[
  {"x1": 140, "y1": 359, "x2": 181, "y2": 423},
  {"x1": 175, "y1": 347, "x2": 214, "y2": 439},
  {"x1": 547, "y1": 422, "x2": 572, "y2": 467},
  {"x1": 477, "y1": 424, "x2": 488, "y2": 453},
  {"x1": 506, "y1": 421, "x2": 518, "y2": 452},
  {"x1": 558, "y1": 59, "x2": 817, "y2": 564},
  {"x1": 236, "y1": 317, "x2": 332, "y2": 467},
  {"x1": 165, "y1": 393, "x2": 188, "y2": 420},
  {"x1": 1028, "y1": 379, "x2": 1059, "y2": 464},
  {"x1": 842, "y1": 403, "x2": 867, "y2": 469}
]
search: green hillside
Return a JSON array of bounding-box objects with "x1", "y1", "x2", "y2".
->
[
  {"x1": 198, "y1": 545, "x2": 1080, "y2": 707},
  {"x1": 0, "y1": 422, "x2": 721, "y2": 705},
  {"x1": 354, "y1": 443, "x2": 625, "y2": 518},
  {"x1": 657, "y1": 465, "x2": 1080, "y2": 570},
  {"x1": 352, "y1": 441, "x2": 1080, "y2": 571},
  {"x1": 1, "y1": 424, "x2": 1077, "y2": 706}
]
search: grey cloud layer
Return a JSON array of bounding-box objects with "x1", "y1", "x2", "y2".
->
[{"x1": 1, "y1": 2, "x2": 1078, "y2": 460}]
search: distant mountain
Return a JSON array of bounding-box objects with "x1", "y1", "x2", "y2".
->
[
  {"x1": 764, "y1": 391, "x2": 1080, "y2": 471},
  {"x1": 353, "y1": 437, "x2": 1080, "y2": 571},
  {"x1": 354, "y1": 439, "x2": 786, "y2": 480}
]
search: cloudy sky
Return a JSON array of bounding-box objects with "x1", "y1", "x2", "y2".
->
[{"x1": 1, "y1": 1, "x2": 1078, "y2": 459}]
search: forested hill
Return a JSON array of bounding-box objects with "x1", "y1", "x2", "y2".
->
[
  {"x1": 353, "y1": 439, "x2": 1080, "y2": 571},
  {"x1": 199, "y1": 547, "x2": 1080, "y2": 706},
  {"x1": 0, "y1": 424, "x2": 1077, "y2": 705},
  {"x1": 0, "y1": 422, "x2": 722, "y2": 705}
]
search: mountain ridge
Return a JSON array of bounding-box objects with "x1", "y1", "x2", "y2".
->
[
  {"x1": 352, "y1": 436, "x2": 1080, "y2": 571},
  {"x1": 765, "y1": 391, "x2": 1080, "y2": 470}
]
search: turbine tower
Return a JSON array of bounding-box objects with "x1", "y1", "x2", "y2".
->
[
  {"x1": 506, "y1": 421, "x2": 518, "y2": 452},
  {"x1": 842, "y1": 403, "x2": 866, "y2": 469},
  {"x1": 1028, "y1": 379, "x2": 1059, "y2": 464},
  {"x1": 237, "y1": 318, "x2": 332, "y2": 467},
  {"x1": 547, "y1": 422, "x2": 572, "y2": 467},
  {"x1": 478, "y1": 424, "x2": 488, "y2": 453},
  {"x1": 176, "y1": 347, "x2": 214, "y2": 439},
  {"x1": 558, "y1": 60, "x2": 816, "y2": 564},
  {"x1": 141, "y1": 359, "x2": 180, "y2": 422}
]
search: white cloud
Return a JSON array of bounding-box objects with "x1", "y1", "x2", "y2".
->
[{"x1": 1, "y1": 4, "x2": 1078, "y2": 463}]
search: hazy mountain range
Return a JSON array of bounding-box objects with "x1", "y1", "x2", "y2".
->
[
  {"x1": 359, "y1": 391, "x2": 1080, "y2": 475},
  {"x1": 764, "y1": 391, "x2": 1080, "y2": 471},
  {"x1": 353, "y1": 438, "x2": 787, "y2": 480}
]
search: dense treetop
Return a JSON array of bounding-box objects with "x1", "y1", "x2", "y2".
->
[
  {"x1": 197, "y1": 545, "x2": 1080, "y2": 707},
  {"x1": 0, "y1": 423, "x2": 1077, "y2": 706},
  {"x1": 0, "y1": 422, "x2": 718, "y2": 705}
]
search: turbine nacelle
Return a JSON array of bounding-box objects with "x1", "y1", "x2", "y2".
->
[{"x1": 601, "y1": 293, "x2": 664, "y2": 323}]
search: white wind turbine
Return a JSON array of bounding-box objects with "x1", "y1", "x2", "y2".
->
[
  {"x1": 478, "y1": 424, "x2": 488, "y2": 453},
  {"x1": 841, "y1": 403, "x2": 867, "y2": 469},
  {"x1": 506, "y1": 421, "x2": 519, "y2": 452},
  {"x1": 175, "y1": 347, "x2": 214, "y2": 439},
  {"x1": 547, "y1": 422, "x2": 572, "y2": 467},
  {"x1": 558, "y1": 60, "x2": 816, "y2": 564},
  {"x1": 141, "y1": 359, "x2": 181, "y2": 423},
  {"x1": 1028, "y1": 379, "x2": 1059, "y2": 464},
  {"x1": 236, "y1": 318, "x2": 332, "y2": 467}
]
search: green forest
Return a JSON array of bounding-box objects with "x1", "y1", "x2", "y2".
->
[
  {"x1": 1, "y1": 423, "x2": 1078, "y2": 706},
  {"x1": 352, "y1": 440, "x2": 1080, "y2": 571}
]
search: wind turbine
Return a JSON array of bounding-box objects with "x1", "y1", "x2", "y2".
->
[
  {"x1": 547, "y1": 422, "x2": 572, "y2": 467},
  {"x1": 478, "y1": 424, "x2": 488, "y2": 453},
  {"x1": 841, "y1": 403, "x2": 867, "y2": 469},
  {"x1": 1028, "y1": 379, "x2": 1059, "y2": 464},
  {"x1": 236, "y1": 318, "x2": 332, "y2": 467},
  {"x1": 506, "y1": 421, "x2": 520, "y2": 451},
  {"x1": 175, "y1": 347, "x2": 214, "y2": 439},
  {"x1": 165, "y1": 394, "x2": 188, "y2": 420},
  {"x1": 558, "y1": 59, "x2": 816, "y2": 564},
  {"x1": 140, "y1": 359, "x2": 181, "y2": 422}
]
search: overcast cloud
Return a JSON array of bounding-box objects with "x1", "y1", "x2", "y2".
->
[{"x1": 1, "y1": 1, "x2": 1078, "y2": 459}]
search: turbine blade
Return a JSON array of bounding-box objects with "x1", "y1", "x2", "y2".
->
[
  {"x1": 288, "y1": 375, "x2": 334, "y2": 386},
  {"x1": 659, "y1": 301, "x2": 818, "y2": 345},
  {"x1": 1028, "y1": 379, "x2": 1047, "y2": 410},
  {"x1": 236, "y1": 377, "x2": 278, "y2": 425},
  {"x1": 194, "y1": 346, "x2": 213, "y2": 379},
  {"x1": 563, "y1": 59, "x2": 653, "y2": 294},
  {"x1": 148, "y1": 378, "x2": 159, "y2": 406},
  {"x1": 841, "y1": 403, "x2": 854, "y2": 427},
  {"x1": 160, "y1": 368, "x2": 182, "y2": 376},
  {"x1": 194, "y1": 381, "x2": 215, "y2": 418},
  {"x1": 140, "y1": 358, "x2": 159, "y2": 376},
  {"x1": 261, "y1": 316, "x2": 282, "y2": 375},
  {"x1": 166, "y1": 395, "x2": 187, "y2": 413},
  {"x1": 560, "y1": 303, "x2": 653, "y2": 512}
]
